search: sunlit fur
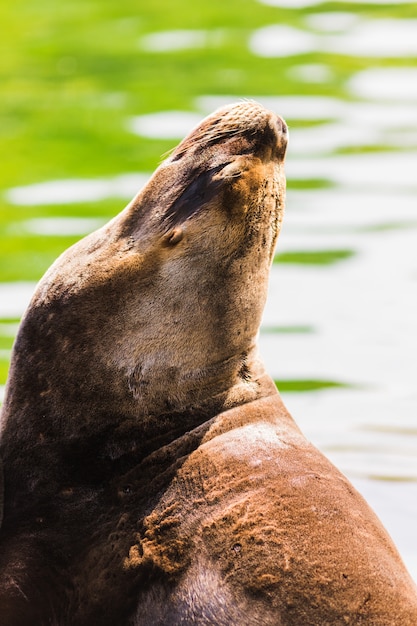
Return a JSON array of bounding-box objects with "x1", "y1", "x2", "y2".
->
[{"x1": 0, "y1": 102, "x2": 416, "y2": 625}]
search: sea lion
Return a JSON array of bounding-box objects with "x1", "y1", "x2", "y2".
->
[{"x1": 0, "y1": 101, "x2": 416, "y2": 625}]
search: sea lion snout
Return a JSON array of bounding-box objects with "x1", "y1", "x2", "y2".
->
[
  {"x1": 275, "y1": 114, "x2": 288, "y2": 135},
  {"x1": 167, "y1": 101, "x2": 288, "y2": 166},
  {"x1": 149, "y1": 102, "x2": 288, "y2": 249},
  {"x1": 270, "y1": 113, "x2": 288, "y2": 154}
]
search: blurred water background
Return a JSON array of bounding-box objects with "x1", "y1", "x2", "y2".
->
[{"x1": 1, "y1": 0, "x2": 416, "y2": 580}]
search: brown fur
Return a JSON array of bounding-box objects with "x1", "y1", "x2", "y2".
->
[{"x1": 0, "y1": 102, "x2": 416, "y2": 625}]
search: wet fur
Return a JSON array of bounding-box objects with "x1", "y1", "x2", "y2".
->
[{"x1": 0, "y1": 102, "x2": 416, "y2": 625}]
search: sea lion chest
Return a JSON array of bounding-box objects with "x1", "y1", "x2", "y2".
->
[{"x1": 129, "y1": 416, "x2": 417, "y2": 626}]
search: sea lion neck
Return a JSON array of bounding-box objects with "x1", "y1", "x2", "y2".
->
[{"x1": 0, "y1": 101, "x2": 287, "y2": 442}]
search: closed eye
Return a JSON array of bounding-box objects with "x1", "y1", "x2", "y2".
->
[
  {"x1": 213, "y1": 156, "x2": 251, "y2": 181},
  {"x1": 163, "y1": 165, "x2": 225, "y2": 228}
]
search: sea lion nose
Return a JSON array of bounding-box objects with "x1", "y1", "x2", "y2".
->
[
  {"x1": 269, "y1": 113, "x2": 288, "y2": 155},
  {"x1": 275, "y1": 115, "x2": 288, "y2": 136}
]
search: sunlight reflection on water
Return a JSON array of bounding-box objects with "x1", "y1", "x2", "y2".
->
[
  {"x1": 5, "y1": 173, "x2": 149, "y2": 206},
  {"x1": 250, "y1": 19, "x2": 417, "y2": 57}
]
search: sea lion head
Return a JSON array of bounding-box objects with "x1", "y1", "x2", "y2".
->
[{"x1": 2, "y1": 102, "x2": 288, "y2": 431}]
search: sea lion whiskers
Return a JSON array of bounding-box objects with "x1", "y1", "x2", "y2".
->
[{"x1": 168, "y1": 102, "x2": 286, "y2": 165}]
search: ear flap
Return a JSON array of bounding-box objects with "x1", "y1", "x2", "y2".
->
[{"x1": 163, "y1": 227, "x2": 184, "y2": 246}]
